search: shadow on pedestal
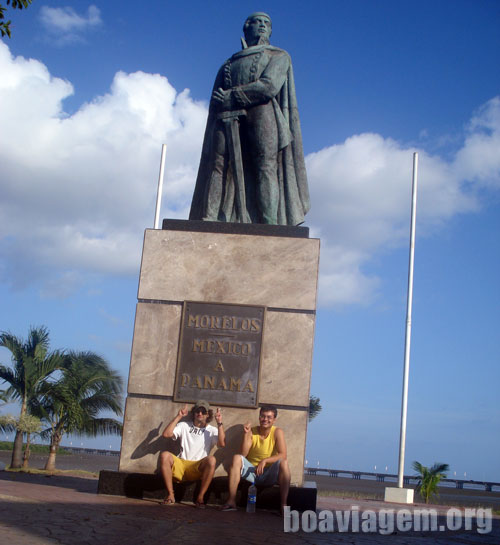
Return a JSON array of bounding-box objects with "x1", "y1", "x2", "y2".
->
[{"x1": 97, "y1": 470, "x2": 316, "y2": 511}]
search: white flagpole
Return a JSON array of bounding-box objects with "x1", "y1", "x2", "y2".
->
[
  {"x1": 154, "y1": 144, "x2": 167, "y2": 229},
  {"x1": 397, "y1": 152, "x2": 419, "y2": 488}
]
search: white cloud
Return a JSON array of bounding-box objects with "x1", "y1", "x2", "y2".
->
[
  {"x1": 0, "y1": 41, "x2": 499, "y2": 305},
  {"x1": 39, "y1": 5, "x2": 102, "y2": 44},
  {"x1": 453, "y1": 97, "x2": 500, "y2": 189},
  {"x1": 306, "y1": 131, "x2": 480, "y2": 305},
  {"x1": 0, "y1": 41, "x2": 206, "y2": 293}
]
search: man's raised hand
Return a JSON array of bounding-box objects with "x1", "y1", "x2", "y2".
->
[
  {"x1": 178, "y1": 404, "x2": 188, "y2": 418},
  {"x1": 243, "y1": 421, "x2": 252, "y2": 434},
  {"x1": 215, "y1": 407, "x2": 223, "y2": 424}
]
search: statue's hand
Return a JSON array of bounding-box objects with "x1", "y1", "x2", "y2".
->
[{"x1": 212, "y1": 87, "x2": 231, "y2": 110}]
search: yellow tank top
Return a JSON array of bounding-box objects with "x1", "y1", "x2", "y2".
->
[{"x1": 247, "y1": 425, "x2": 277, "y2": 467}]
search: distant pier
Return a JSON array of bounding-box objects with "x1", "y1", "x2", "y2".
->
[{"x1": 304, "y1": 467, "x2": 500, "y2": 492}]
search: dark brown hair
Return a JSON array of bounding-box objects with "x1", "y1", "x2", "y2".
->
[{"x1": 260, "y1": 405, "x2": 278, "y2": 418}]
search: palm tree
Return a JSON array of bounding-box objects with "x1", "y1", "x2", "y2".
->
[
  {"x1": 412, "y1": 461, "x2": 449, "y2": 503},
  {"x1": 0, "y1": 326, "x2": 63, "y2": 468},
  {"x1": 309, "y1": 395, "x2": 322, "y2": 421},
  {"x1": 37, "y1": 351, "x2": 124, "y2": 471}
]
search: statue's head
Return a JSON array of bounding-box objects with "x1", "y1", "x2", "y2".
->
[{"x1": 243, "y1": 12, "x2": 272, "y2": 46}]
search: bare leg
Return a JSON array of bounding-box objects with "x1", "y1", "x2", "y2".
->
[
  {"x1": 278, "y1": 459, "x2": 291, "y2": 511},
  {"x1": 226, "y1": 454, "x2": 243, "y2": 507},
  {"x1": 196, "y1": 455, "x2": 216, "y2": 504},
  {"x1": 159, "y1": 451, "x2": 176, "y2": 502}
]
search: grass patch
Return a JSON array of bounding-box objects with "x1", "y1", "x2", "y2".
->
[
  {"x1": 0, "y1": 441, "x2": 70, "y2": 455},
  {"x1": 6, "y1": 467, "x2": 98, "y2": 478},
  {"x1": 317, "y1": 489, "x2": 381, "y2": 500}
]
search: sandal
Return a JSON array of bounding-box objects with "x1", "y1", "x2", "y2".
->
[
  {"x1": 195, "y1": 501, "x2": 206, "y2": 509},
  {"x1": 221, "y1": 504, "x2": 237, "y2": 512},
  {"x1": 161, "y1": 497, "x2": 175, "y2": 505}
]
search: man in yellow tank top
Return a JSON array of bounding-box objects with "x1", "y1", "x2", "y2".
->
[{"x1": 222, "y1": 405, "x2": 290, "y2": 513}]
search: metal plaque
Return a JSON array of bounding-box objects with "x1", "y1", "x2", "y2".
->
[{"x1": 174, "y1": 301, "x2": 265, "y2": 407}]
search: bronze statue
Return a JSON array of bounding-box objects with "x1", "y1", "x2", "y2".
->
[{"x1": 189, "y1": 12, "x2": 310, "y2": 225}]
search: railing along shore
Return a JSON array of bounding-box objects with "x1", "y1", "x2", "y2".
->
[{"x1": 304, "y1": 467, "x2": 500, "y2": 492}]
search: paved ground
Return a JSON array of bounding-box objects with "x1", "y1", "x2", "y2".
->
[
  {"x1": 1, "y1": 451, "x2": 499, "y2": 544},
  {"x1": 1, "y1": 470, "x2": 498, "y2": 545},
  {"x1": 2, "y1": 451, "x2": 498, "y2": 510}
]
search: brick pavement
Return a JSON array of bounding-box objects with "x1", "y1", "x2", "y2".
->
[{"x1": 0, "y1": 472, "x2": 498, "y2": 545}]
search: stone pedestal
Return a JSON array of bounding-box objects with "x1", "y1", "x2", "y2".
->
[{"x1": 118, "y1": 220, "x2": 320, "y2": 487}]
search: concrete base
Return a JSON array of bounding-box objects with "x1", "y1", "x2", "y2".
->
[
  {"x1": 119, "y1": 222, "x2": 320, "y2": 486},
  {"x1": 384, "y1": 486, "x2": 414, "y2": 504},
  {"x1": 98, "y1": 470, "x2": 317, "y2": 511}
]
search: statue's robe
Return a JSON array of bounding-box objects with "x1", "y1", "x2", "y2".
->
[{"x1": 189, "y1": 44, "x2": 310, "y2": 225}]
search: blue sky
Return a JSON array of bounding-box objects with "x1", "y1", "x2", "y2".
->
[{"x1": 1, "y1": 1, "x2": 499, "y2": 481}]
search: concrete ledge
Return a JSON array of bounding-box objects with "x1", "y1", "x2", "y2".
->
[
  {"x1": 98, "y1": 470, "x2": 316, "y2": 511},
  {"x1": 384, "y1": 486, "x2": 414, "y2": 504},
  {"x1": 162, "y1": 218, "x2": 309, "y2": 238}
]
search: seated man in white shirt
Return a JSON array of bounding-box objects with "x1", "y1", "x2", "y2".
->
[{"x1": 159, "y1": 400, "x2": 225, "y2": 508}]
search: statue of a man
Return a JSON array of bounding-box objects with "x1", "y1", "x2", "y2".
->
[{"x1": 189, "y1": 12, "x2": 310, "y2": 225}]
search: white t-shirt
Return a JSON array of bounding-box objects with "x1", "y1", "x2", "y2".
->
[{"x1": 172, "y1": 421, "x2": 218, "y2": 461}]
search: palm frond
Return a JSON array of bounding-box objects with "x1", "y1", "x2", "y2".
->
[
  {"x1": 26, "y1": 325, "x2": 50, "y2": 355},
  {"x1": 429, "y1": 462, "x2": 449, "y2": 476},
  {"x1": 0, "y1": 365, "x2": 20, "y2": 390},
  {"x1": 73, "y1": 417, "x2": 123, "y2": 437},
  {"x1": 412, "y1": 460, "x2": 449, "y2": 503},
  {"x1": 0, "y1": 332, "x2": 24, "y2": 363},
  {"x1": 39, "y1": 349, "x2": 123, "y2": 445}
]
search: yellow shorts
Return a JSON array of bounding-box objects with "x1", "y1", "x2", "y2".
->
[{"x1": 171, "y1": 456, "x2": 203, "y2": 482}]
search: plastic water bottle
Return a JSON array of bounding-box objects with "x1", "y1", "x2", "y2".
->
[{"x1": 246, "y1": 483, "x2": 257, "y2": 513}]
